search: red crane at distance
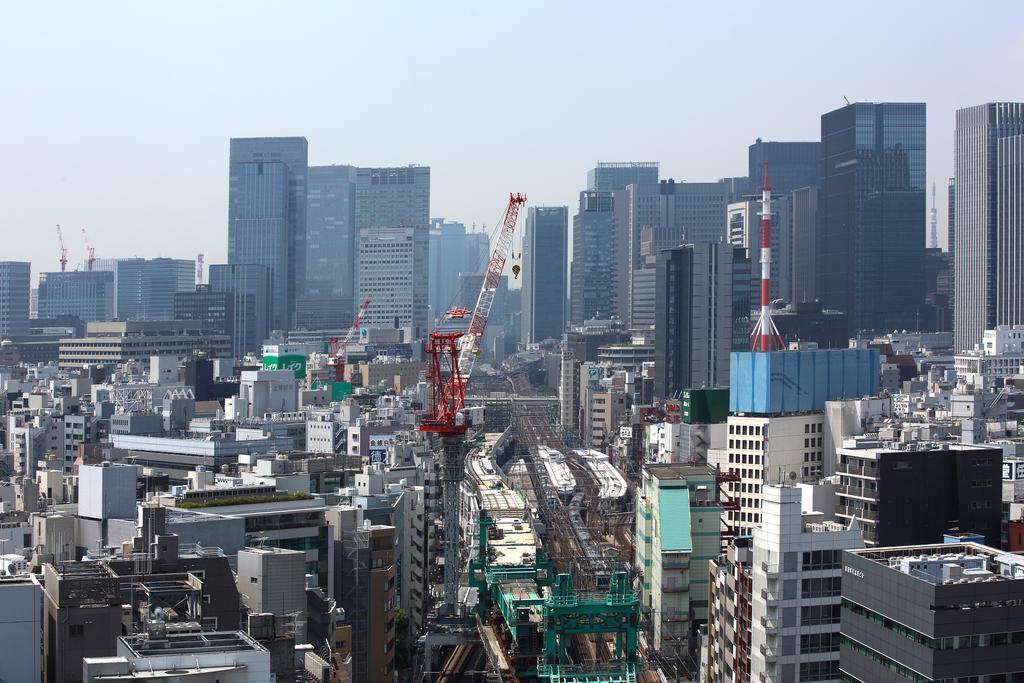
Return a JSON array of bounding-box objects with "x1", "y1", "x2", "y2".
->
[
  {"x1": 56, "y1": 224, "x2": 68, "y2": 272},
  {"x1": 421, "y1": 192, "x2": 527, "y2": 434},
  {"x1": 81, "y1": 228, "x2": 95, "y2": 271},
  {"x1": 326, "y1": 298, "x2": 372, "y2": 382}
]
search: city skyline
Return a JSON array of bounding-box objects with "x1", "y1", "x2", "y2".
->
[{"x1": 3, "y1": 3, "x2": 1023, "y2": 277}]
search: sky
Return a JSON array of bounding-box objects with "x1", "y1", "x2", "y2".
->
[{"x1": 2, "y1": 1, "x2": 1023, "y2": 282}]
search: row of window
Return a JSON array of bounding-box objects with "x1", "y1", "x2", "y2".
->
[{"x1": 844, "y1": 599, "x2": 1024, "y2": 650}]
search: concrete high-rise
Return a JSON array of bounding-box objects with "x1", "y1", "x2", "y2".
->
[
  {"x1": 654, "y1": 243, "x2": 750, "y2": 397},
  {"x1": 750, "y1": 485, "x2": 863, "y2": 683},
  {"x1": 357, "y1": 227, "x2": 417, "y2": 330},
  {"x1": 209, "y1": 263, "x2": 272, "y2": 358},
  {"x1": 228, "y1": 137, "x2": 308, "y2": 331},
  {"x1": 520, "y1": 205, "x2": 569, "y2": 344},
  {"x1": 819, "y1": 102, "x2": 926, "y2": 336},
  {"x1": 305, "y1": 164, "x2": 357, "y2": 325},
  {"x1": 748, "y1": 139, "x2": 820, "y2": 195},
  {"x1": 571, "y1": 191, "x2": 617, "y2": 324},
  {"x1": 0, "y1": 262, "x2": 30, "y2": 339},
  {"x1": 587, "y1": 161, "x2": 659, "y2": 192},
  {"x1": 113, "y1": 258, "x2": 194, "y2": 321},
  {"x1": 953, "y1": 103, "x2": 1024, "y2": 352},
  {"x1": 355, "y1": 166, "x2": 430, "y2": 335}
]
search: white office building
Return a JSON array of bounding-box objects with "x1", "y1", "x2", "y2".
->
[
  {"x1": 750, "y1": 485, "x2": 863, "y2": 683},
  {"x1": 357, "y1": 227, "x2": 416, "y2": 330}
]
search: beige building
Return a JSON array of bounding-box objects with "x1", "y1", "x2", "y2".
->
[
  {"x1": 724, "y1": 413, "x2": 825, "y2": 535},
  {"x1": 59, "y1": 321, "x2": 230, "y2": 370}
]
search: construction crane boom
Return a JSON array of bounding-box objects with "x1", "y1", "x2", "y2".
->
[
  {"x1": 81, "y1": 228, "x2": 95, "y2": 271},
  {"x1": 56, "y1": 224, "x2": 68, "y2": 272},
  {"x1": 327, "y1": 298, "x2": 372, "y2": 381},
  {"x1": 458, "y1": 193, "x2": 527, "y2": 380}
]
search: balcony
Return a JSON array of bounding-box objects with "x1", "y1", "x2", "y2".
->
[
  {"x1": 759, "y1": 588, "x2": 778, "y2": 604},
  {"x1": 760, "y1": 615, "x2": 777, "y2": 633},
  {"x1": 759, "y1": 643, "x2": 777, "y2": 662},
  {"x1": 837, "y1": 462, "x2": 878, "y2": 478}
]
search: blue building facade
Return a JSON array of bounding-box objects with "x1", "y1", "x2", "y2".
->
[{"x1": 729, "y1": 349, "x2": 879, "y2": 414}]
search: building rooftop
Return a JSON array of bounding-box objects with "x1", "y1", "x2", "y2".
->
[
  {"x1": 121, "y1": 629, "x2": 266, "y2": 658},
  {"x1": 849, "y1": 543, "x2": 1024, "y2": 585},
  {"x1": 488, "y1": 517, "x2": 538, "y2": 568}
]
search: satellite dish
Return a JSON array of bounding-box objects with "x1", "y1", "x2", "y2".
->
[{"x1": 789, "y1": 471, "x2": 798, "y2": 483}]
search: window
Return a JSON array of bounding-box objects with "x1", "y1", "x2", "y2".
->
[{"x1": 69, "y1": 624, "x2": 85, "y2": 637}]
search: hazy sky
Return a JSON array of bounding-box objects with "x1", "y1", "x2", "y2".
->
[{"x1": 3, "y1": 2, "x2": 1023, "y2": 281}]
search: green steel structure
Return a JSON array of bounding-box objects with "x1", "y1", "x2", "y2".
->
[{"x1": 471, "y1": 516, "x2": 642, "y2": 682}]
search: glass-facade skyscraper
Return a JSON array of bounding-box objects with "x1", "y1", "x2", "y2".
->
[
  {"x1": 228, "y1": 137, "x2": 308, "y2": 331},
  {"x1": 0, "y1": 262, "x2": 31, "y2": 338},
  {"x1": 748, "y1": 139, "x2": 820, "y2": 195},
  {"x1": 37, "y1": 271, "x2": 115, "y2": 323},
  {"x1": 587, "y1": 161, "x2": 659, "y2": 192},
  {"x1": 818, "y1": 102, "x2": 926, "y2": 335},
  {"x1": 521, "y1": 206, "x2": 568, "y2": 344},
  {"x1": 571, "y1": 192, "x2": 616, "y2": 324},
  {"x1": 113, "y1": 258, "x2": 195, "y2": 321},
  {"x1": 953, "y1": 103, "x2": 1024, "y2": 352},
  {"x1": 209, "y1": 263, "x2": 271, "y2": 359},
  {"x1": 303, "y1": 165, "x2": 357, "y2": 328}
]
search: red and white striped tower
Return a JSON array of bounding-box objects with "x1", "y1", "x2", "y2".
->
[{"x1": 751, "y1": 162, "x2": 784, "y2": 352}]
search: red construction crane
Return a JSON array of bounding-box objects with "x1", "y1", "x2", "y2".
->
[
  {"x1": 420, "y1": 192, "x2": 527, "y2": 614},
  {"x1": 56, "y1": 224, "x2": 68, "y2": 272},
  {"x1": 421, "y1": 192, "x2": 526, "y2": 433},
  {"x1": 326, "y1": 298, "x2": 372, "y2": 382},
  {"x1": 81, "y1": 228, "x2": 95, "y2": 271}
]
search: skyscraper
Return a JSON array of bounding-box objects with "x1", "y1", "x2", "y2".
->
[
  {"x1": 0, "y1": 262, "x2": 30, "y2": 339},
  {"x1": 37, "y1": 271, "x2": 115, "y2": 323},
  {"x1": 355, "y1": 166, "x2": 430, "y2": 335},
  {"x1": 357, "y1": 227, "x2": 417, "y2": 330},
  {"x1": 587, "y1": 161, "x2": 659, "y2": 192},
  {"x1": 654, "y1": 243, "x2": 749, "y2": 397},
  {"x1": 305, "y1": 164, "x2": 357, "y2": 323},
  {"x1": 228, "y1": 137, "x2": 308, "y2": 331},
  {"x1": 521, "y1": 206, "x2": 568, "y2": 345},
  {"x1": 818, "y1": 102, "x2": 926, "y2": 335},
  {"x1": 790, "y1": 186, "x2": 819, "y2": 303},
  {"x1": 208, "y1": 263, "x2": 272, "y2": 359},
  {"x1": 747, "y1": 139, "x2": 820, "y2": 195},
  {"x1": 428, "y1": 219, "x2": 488, "y2": 322},
  {"x1": 953, "y1": 103, "x2": 1024, "y2": 352},
  {"x1": 113, "y1": 258, "x2": 195, "y2": 321},
  {"x1": 571, "y1": 191, "x2": 616, "y2": 324}
]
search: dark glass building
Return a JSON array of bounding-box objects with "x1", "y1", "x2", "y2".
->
[
  {"x1": 174, "y1": 285, "x2": 234, "y2": 342},
  {"x1": 748, "y1": 139, "x2": 820, "y2": 194},
  {"x1": 208, "y1": 263, "x2": 271, "y2": 359},
  {"x1": 521, "y1": 206, "x2": 568, "y2": 344},
  {"x1": 654, "y1": 243, "x2": 750, "y2": 397},
  {"x1": 228, "y1": 137, "x2": 308, "y2": 331},
  {"x1": 571, "y1": 192, "x2": 617, "y2": 324},
  {"x1": 818, "y1": 103, "x2": 926, "y2": 336},
  {"x1": 305, "y1": 164, "x2": 356, "y2": 324}
]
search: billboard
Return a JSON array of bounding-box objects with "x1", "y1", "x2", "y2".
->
[
  {"x1": 1003, "y1": 460, "x2": 1024, "y2": 481},
  {"x1": 680, "y1": 388, "x2": 729, "y2": 424},
  {"x1": 369, "y1": 447, "x2": 388, "y2": 464},
  {"x1": 262, "y1": 354, "x2": 307, "y2": 380}
]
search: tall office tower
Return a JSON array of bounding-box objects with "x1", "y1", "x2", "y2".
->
[
  {"x1": 304, "y1": 165, "x2": 357, "y2": 326},
  {"x1": 654, "y1": 243, "x2": 749, "y2": 398},
  {"x1": 728, "y1": 195, "x2": 793, "y2": 303},
  {"x1": 948, "y1": 177, "x2": 956, "y2": 324},
  {"x1": 587, "y1": 161, "x2": 659, "y2": 192},
  {"x1": 790, "y1": 186, "x2": 818, "y2": 303},
  {"x1": 428, "y1": 219, "x2": 488, "y2": 321},
  {"x1": 953, "y1": 103, "x2": 1024, "y2": 352},
  {"x1": 357, "y1": 227, "x2": 416, "y2": 330},
  {"x1": 174, "y1": 285, "x2": 235, "y2": 345},
  {"x1": 355, "y1": 166, "x2": 430, "y2": 335},
  {"x1": 37, "y1": 271, "x2": 115, "y2": 323},
  {"x1": 227, "y1": 137, "x2": 308, "y2": 331},
  {"x1": 748, "y1": 139, "x2": 820, "y2": 195},
  {"x1": 750, "y1": 485, "x2": 863, "y2": 683},
  {"x1": 208, "y1": 263, "x2": 272, "y2": 359},
  {"x1": 571, "y1": 191, "x2": 617, "y2": 324},
  {"x1": 521, "y1": 206, "x2": 568, "y2": 345},
  {"x1": 819, "y1": 102, "x2": 926, "y2": 336},
  {"x1": 0, "y1": 262, "x2": 31, "y2": 338},
  {"x1": 624, "y1": 179, "x2": 733, "y2": 326},
  {"x1": 113, "y1": 258, "x2": 194, "y2": 320}
]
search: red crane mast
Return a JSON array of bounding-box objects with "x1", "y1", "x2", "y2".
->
[{"x1": 327, "y1": 298, "x2": 372, "y2": 382}]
